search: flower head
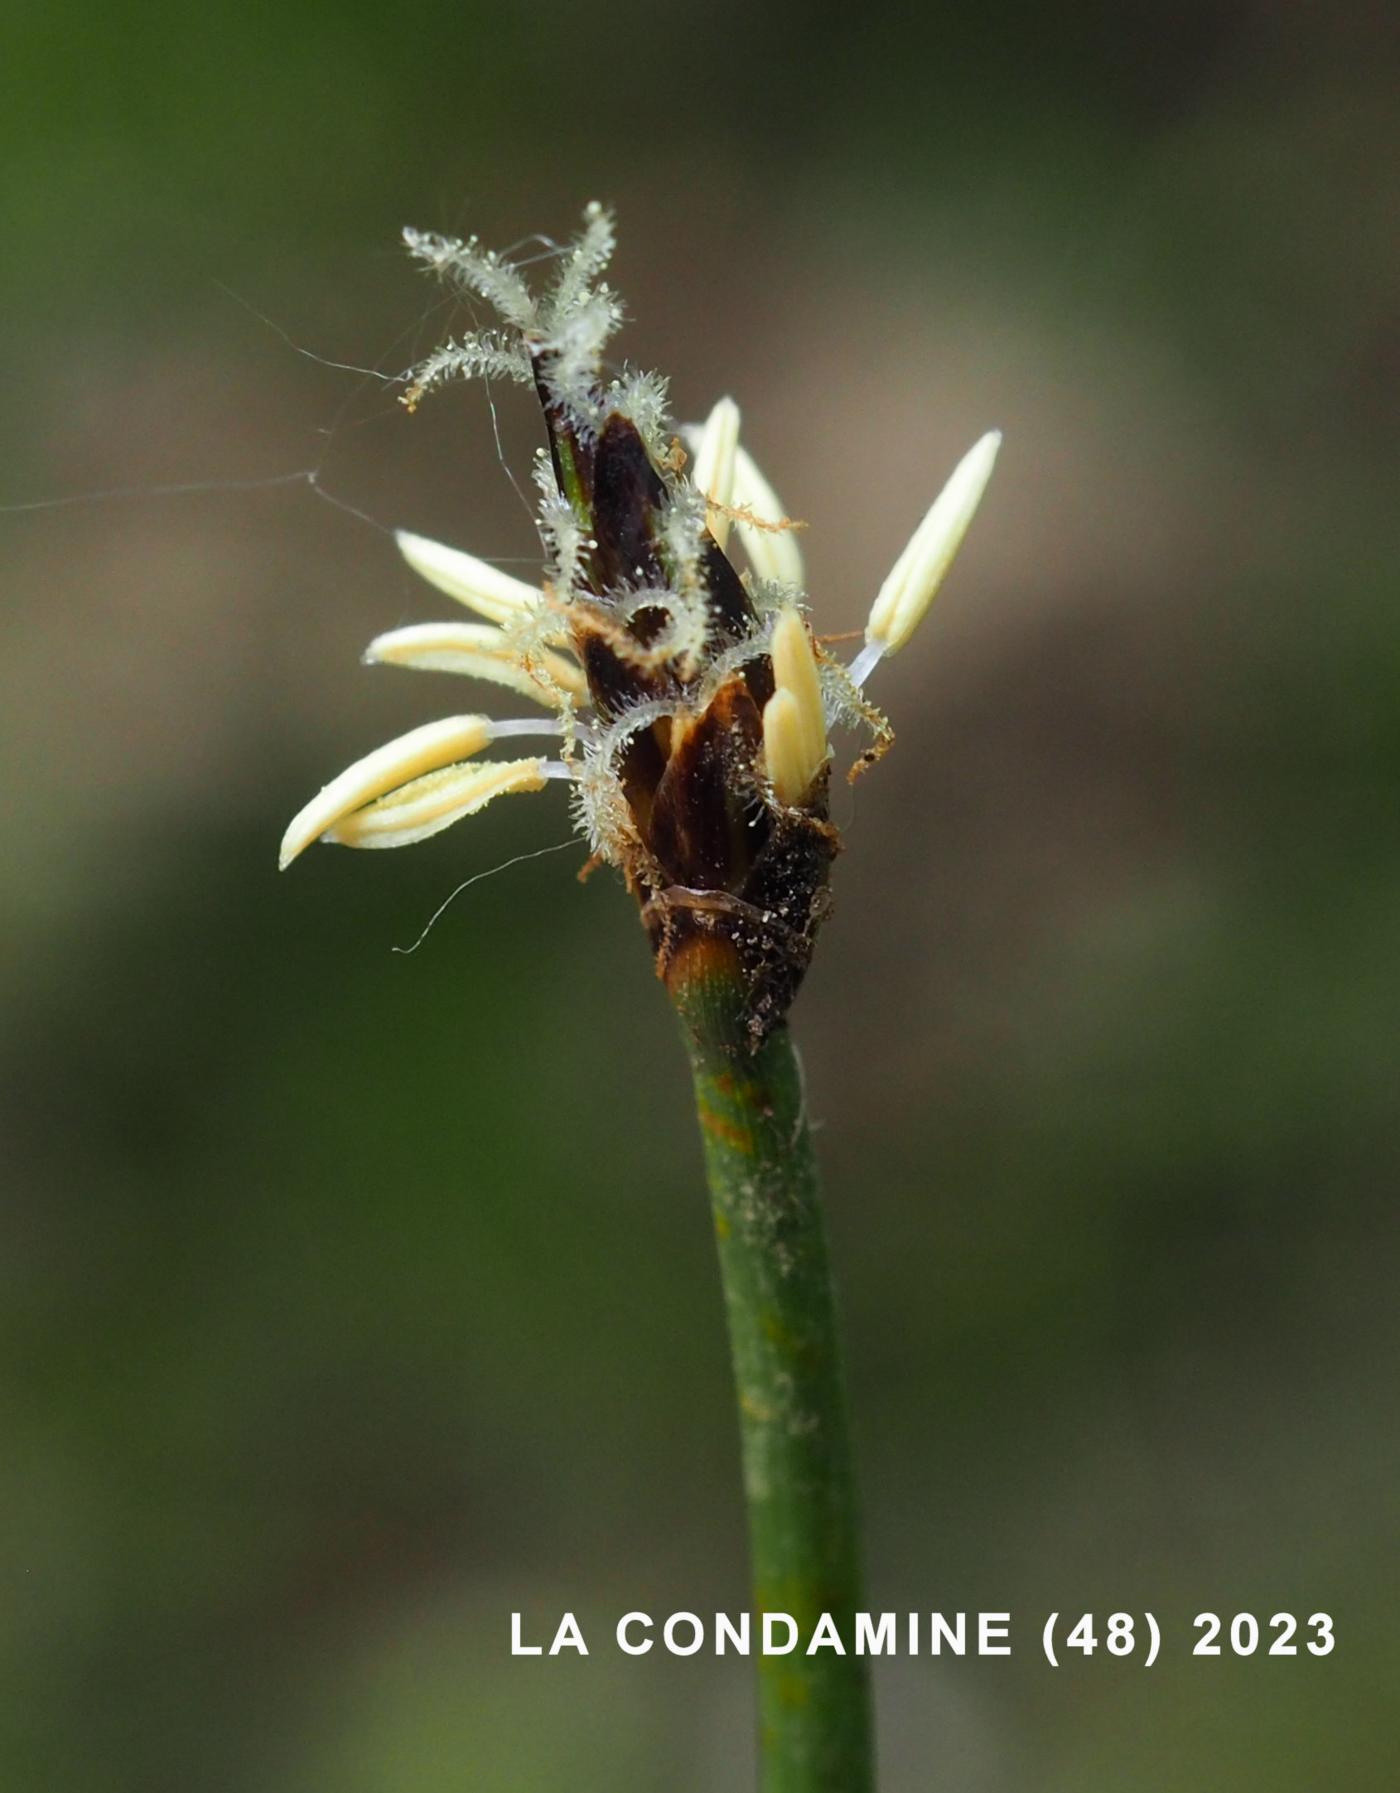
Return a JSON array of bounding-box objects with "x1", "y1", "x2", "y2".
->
[{"x1": 281, "y1": 206, "x2": 999, "y2": 1041}]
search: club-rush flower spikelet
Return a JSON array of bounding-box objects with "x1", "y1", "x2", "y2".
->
[{"x1": 280, "y1": 204, "x2": 1000, "y2": 1044}]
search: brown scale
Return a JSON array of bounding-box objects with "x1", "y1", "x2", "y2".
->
[{"x1": 532, "y1": 358, "x2": 838, "y2": 1041}]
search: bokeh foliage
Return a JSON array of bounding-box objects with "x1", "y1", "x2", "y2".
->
[{"x1": 2, "y1": 2, "x2": 1396, "y2": 1788}]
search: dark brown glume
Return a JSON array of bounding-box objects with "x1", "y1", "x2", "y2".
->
[{"x1": 534, "y1": 359, "x2": 839, "y2": 1042}]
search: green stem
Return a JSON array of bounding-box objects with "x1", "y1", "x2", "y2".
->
[{"x1": 674, "y1": 954, "x2": 874, "y2": 1793}]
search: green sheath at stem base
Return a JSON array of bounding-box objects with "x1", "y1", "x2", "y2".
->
[{"x1": 674, "y1": 953, "x2": 874, "y2": 1793}]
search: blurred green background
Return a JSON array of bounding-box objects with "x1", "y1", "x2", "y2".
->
[{"x1": 3, "y1": 2, "x2": 1397, "y2": 1787}]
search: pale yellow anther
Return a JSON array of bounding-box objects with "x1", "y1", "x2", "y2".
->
[
  {"x1": 770, "y1": 607, "x2": 827, "y2": 770},
  {"x1": 865, "y1": 430, "x2": 1001, "y2": 655},
  {"x1": 764, "y1": 607, "x2": 827, "y2": 805},
  {"x1": 762, "y1": 690, "x2": 810, "y2": 808},
  {"x1": 692, "y1": 397, "x2": 741, "y2": 549},
  {"x1": 364, "y1": 621, "x2": 587, "y2": 705},
  {"x1": 324, "y1": 757, "x2": 548, "y2": 852},
  {"x1": 395, "y1": 529, "x2": 544, "y2": 627},
  {"x1": 732, "y1": 445, "x2": 805, "y2": 589},
  {"x1": 279, "y1": 714, "x2": 494, "y2": 868}
]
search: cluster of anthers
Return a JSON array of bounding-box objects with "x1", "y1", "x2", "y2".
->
[{"x1": 280, "y1": 204, "x2": 999, "y2": 1038}]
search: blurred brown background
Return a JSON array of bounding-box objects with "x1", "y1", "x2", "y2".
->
[{"x1": 3, "y1": 2, "x2": 1397, "y2": 1787}]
